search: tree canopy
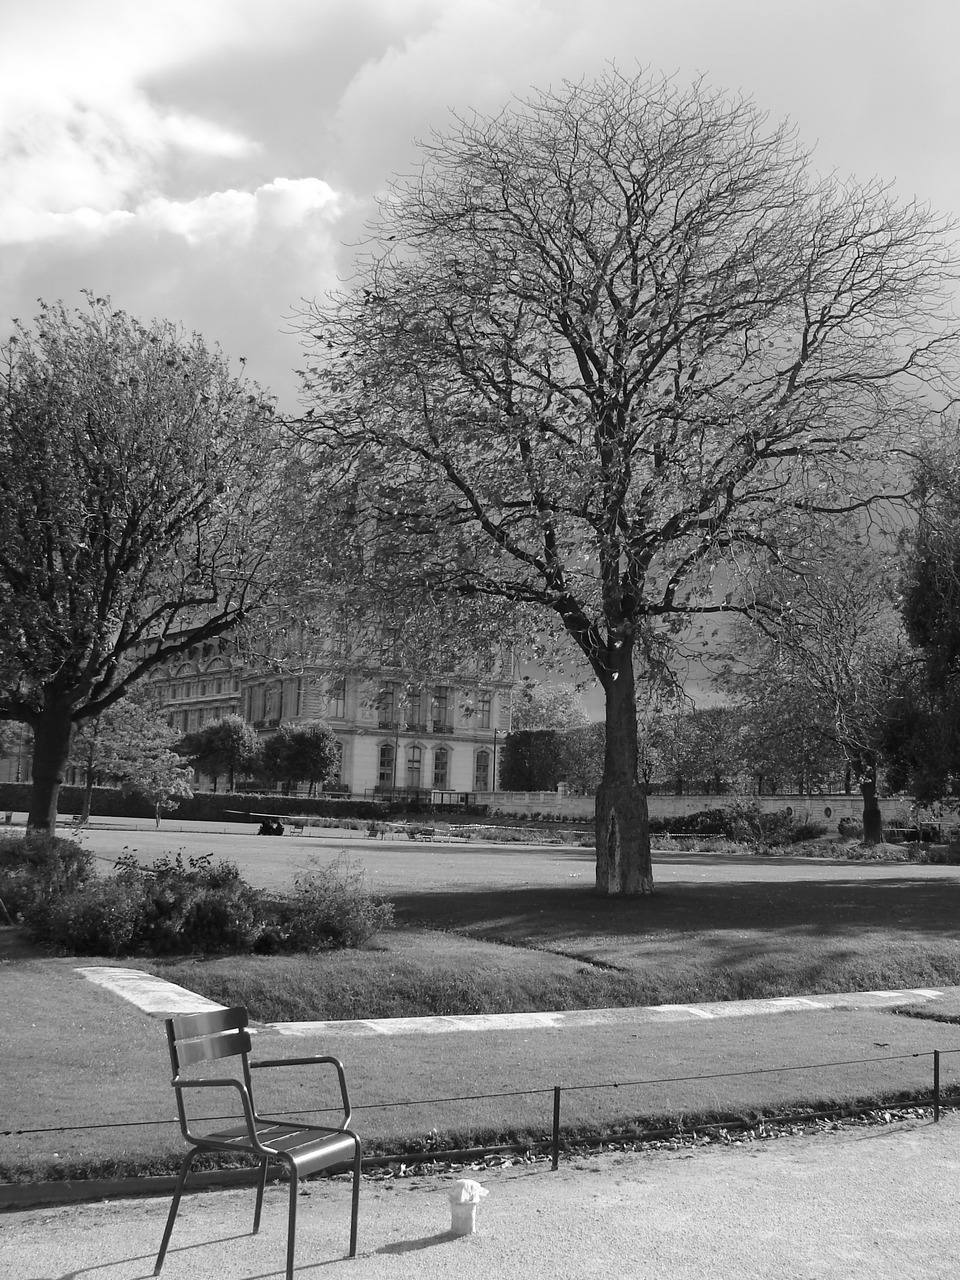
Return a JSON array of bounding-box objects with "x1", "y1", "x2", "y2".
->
[
  {"x1": 298, "y1": 69, "x2": 960, "y2": 892},
  {"x1": 178, "y1": 715, "x2": 261, "y2": 793},
  {"x1": 0, "y1": 296, "x2": 288, "y2": 830},
  {"x1": 261, "y1": 721, "x2": 340, "y2": 794}
]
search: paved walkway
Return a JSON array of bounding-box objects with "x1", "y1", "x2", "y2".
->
[
  {"x1": 3, "y1": 1114, "x2": 959, "y2": 1279},
  {"x1": 77, "y1": 963, "x2": 959, "y2": 1035}
]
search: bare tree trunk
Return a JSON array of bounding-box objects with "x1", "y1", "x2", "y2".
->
[
  {"x1": 26, "y1": 699, "x2": 74, "y2": 832},
  {"x1": 595, "y1": 641, "x2": 653, "y2": 896}
]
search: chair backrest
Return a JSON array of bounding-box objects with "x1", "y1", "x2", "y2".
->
[
  {"x1": 166, "y1": 1005, "x2": 253, "y2": 1074},
  {"x1": 164, "y1": 1006, "x2": 257, "y2": 1142}
]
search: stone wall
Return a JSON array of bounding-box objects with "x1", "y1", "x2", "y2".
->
[{"x1": 490, "y1": 790, "x2": 949, "y2": 830}]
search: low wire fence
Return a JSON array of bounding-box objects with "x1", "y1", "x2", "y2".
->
[{"x1": 4, "y1": 1045, "x2": 959, "y2": 1183}]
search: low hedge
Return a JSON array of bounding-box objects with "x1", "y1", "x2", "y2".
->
[{"x1": 0, "y1": 783, "x2": 391, "y2": 824}]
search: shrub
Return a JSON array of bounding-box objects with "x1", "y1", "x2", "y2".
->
[
  {"x1": 114, "y1": 852, "x2": 265, "y2": 955},
  {"x1": 28, "y1": 877, "x2": 146, "y2": 956},
  {"x1": 0, "y1": 832, "x2": 94, "y2": 917},
  {"x1": 926, "y1": 842, "x2": 960, "y2": 865},
  {"x1": 789, "y1": 821, "x2": 829, "y2": 843},
  {"x1": 265, "y1": 857, "x2": 394, "y2": 953},
  {"x1": 18, "y1": 849, "x2": 393, "y2": 958},
  {"x1": 648, "y1": 806, "x2": 825, "y2": 848}
]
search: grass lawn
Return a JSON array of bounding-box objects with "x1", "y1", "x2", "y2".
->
[
  {"x1": 3, "y1": 828, "x2": 960, "y2": 1185},
  {"x1": 146, "y1": 864, "x2": 960, "y2": 1020},
  {"x1": 4, "y1": 944, "x2": 960, "y2": 1185}
]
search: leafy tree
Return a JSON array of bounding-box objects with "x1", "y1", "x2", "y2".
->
[
  {"x1": 733, "y1": 682, "x2": 844, "y2": 795},
  {"x1": 117, "y1": 742, "x2": 194, "y2": 830},
  {"x1": 512, "y1": 679, "x2": 590, "y2": 731},
  {"x1": 890, "y1": 429, "x2": 960, "y2": 799},
  {"x1": 674, "y1": 706, "x2": 746, "y2": 795},
  {"x1": 299, "y1": 69, "x2": 958, "y2": 893},
  {"x1": 0, "y1": 296, "x2": 287, "y2": 831},
  {"x1": 178, "y1": 714, "x2": 261, "y2": 792},
  {"x1": 68, "y1": 691, "x2": 176, "y2": 822},
  {"x1": 261, "y1": 721, "x2": 339, "y2": 795}
]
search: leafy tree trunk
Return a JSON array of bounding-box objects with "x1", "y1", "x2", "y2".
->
[
  {"x1": 595, "y1": 642, "x2": 652, "y2": 896},
  {"x1": 26, "y1": 698, "x2": 74, "y2": 832},
  {"x1": 78, "y1": 741, "x2": 95, "y2": 825},
  {"x1": 79, "y1": 774, "x2": 94, "y2": 825},
  {"x1": 859, "y1": 753, "x2": 884, "y2": 846}
]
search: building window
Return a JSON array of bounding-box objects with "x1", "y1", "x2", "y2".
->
[
  {"x1": 265, "y1": 681, "x2": 281, "y2": 721},
  {"x1": 333, "y1": 615, "x2": 349, "y2": 658},
  {"x1": 378, "y1": 743, "x2": 395, "y2": 788},
  {"x1": 330, "y1": 677, "x2": 346, "y2": 719},
  {"x1": 331, "y1": 739, "x2": 343, "y2": 784},
  {"x1": 475, "y1": 749, "x2": 491, "y2": 791},
  {"x1": 405, "y1": 687, "x2": 424, "y2": 728},
  {"x1": 433, "y1": 747, "x2": 449, "y2": 790},
  {"x1": 432, "y1": 686, "x2": 452, "y2": 732},
  {"x1": 380, "y1": 626, "x2": 402, "y2": 666},
  {"x1": 478, "y1": 692, "x2": 492, "y2": 730},
  {"x1": 377, "y1": 684, "x2": 397, "y2": 728},
  {"x1": 406, "y1": 744, "x2": 422, "y2": 789}
]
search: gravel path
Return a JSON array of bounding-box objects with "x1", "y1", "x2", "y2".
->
[{"x1": 3, "y1": 1113, "x2": 959, "y2": 1279}]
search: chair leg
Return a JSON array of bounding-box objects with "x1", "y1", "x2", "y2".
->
[
  {"x1": 253, "y1": 1158, "x2": 269, "y2": 1235},
  {"x1": 285, "y1": 1161, "x2": 299, "y2": 1280},
  {"x1": 349, "y1": 1137, "x2": 362, "y2": 1258},
  {"x1": 154, "y1": 1148, "x2": 198, "y2": 1275}
]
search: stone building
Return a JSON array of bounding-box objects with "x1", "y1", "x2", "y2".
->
[{"x1": 149, "y1": 626, "x2": 516, "y2": 799}]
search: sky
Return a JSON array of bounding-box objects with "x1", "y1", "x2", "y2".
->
[{"x1": 3, "y1": 0, "x2": 960, "y2": 417}]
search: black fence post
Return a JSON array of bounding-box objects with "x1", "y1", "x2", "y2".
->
[
  {"x1": 934, "y1": 1050, "x2": 941, "y2": 1123},
  {"x1": 552, "y1": 1085, "x2": 561, "y2": 1171}
]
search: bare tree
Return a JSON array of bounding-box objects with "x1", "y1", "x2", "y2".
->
[
  {"x1": 298, "y1": 69, "x2": 959, "y2": 893},
  {"x1": 0, "y1": 296, "x2": 288, "y2": 831}
]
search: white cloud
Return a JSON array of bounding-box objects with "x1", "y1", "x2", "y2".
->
[
  {"x1": 0, "y1": 1, "x2": 262, "y2": 236},
  {"x1": 0, "y1": 177, "x2": 345, "y2": 248}
]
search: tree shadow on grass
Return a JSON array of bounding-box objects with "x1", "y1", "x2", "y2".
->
[{"x1": 388, "y1": 875, "x2": 960, "y2": 944}]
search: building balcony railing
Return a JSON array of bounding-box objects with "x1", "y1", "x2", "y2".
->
[{"x1": 431, "y1": 721, "x2": 454, "y2": 734}]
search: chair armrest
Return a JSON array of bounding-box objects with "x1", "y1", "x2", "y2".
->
[
  {"x1": 173, "y1": 1076, "x2": 267, "y2": 1151},
  {"x1": 250, "y1": 1055, "x2": 352, "y2": 1127}
]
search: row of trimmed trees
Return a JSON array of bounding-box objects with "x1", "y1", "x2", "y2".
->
[{"x1": 177, "y1": 716, "x2": 340, "y2": 795}]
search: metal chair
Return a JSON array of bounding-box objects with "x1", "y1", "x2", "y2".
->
[{"x1": 154, "y1": 1006, "x2": 360, "y2": 1279}]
